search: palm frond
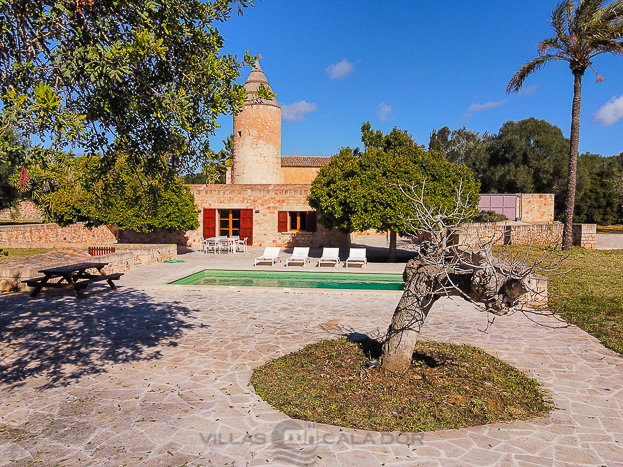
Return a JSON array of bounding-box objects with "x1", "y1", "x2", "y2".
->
[
  {"x1": 552, "y1": 1, "x2": 569, "y2": 39},
  {"x1": 507, "y1": 56, "x2": 558, "y2": 94},
  {"x1": 576, "y1": 0, "x2": 606, "y2": 29},
  {"x1": 538, "y1": 37, "x2": 565, "y2": 54},
  {"x1": 589, "y1": 38, "x2": 623, "y2": 56},
  {"x1": 590, "y1": 0, "x2": 623, "y2": 23},
  {"x1": 567, "y1": 0, "x2": 577, "y2": 33}
]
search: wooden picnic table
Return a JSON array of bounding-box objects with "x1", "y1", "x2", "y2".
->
[{"x1": 22, "y1": 262, "x2": 123, "y2": 300}]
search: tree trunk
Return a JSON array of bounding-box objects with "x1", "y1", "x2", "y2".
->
[
  {"x1": 562, "y1": 70, "x2": 584, "y2": 251},
  {"x1": 380, "y1": 262, "x2": 441, "y2": 372},
  {"x1": 388, "y1": 230, "x2": 397, "y2": 263}
]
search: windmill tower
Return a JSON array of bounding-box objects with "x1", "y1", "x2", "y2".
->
[{"x1": 231, "y1": 59, "x2": 283, "y2": 184}]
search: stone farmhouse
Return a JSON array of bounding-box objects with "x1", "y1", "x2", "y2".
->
[{"x1": 184, "y1": 61, "x2": 349, "y2": 248}]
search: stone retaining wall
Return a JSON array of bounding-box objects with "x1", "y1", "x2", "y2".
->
[
  {"x1": 0, "y1": 200, "x2": 43, "y2": 221},
  {"x1": 0, "y1": 243, "x2": 176, "y2": 292},
  {"x1": 451, "y1": 222, "x2": 596, "y2": 249},
  {"x1": 0, "y1": 223, "x2": 116, "y2": 244},
  {"x1": 451, "y1": 222, "x2": 563, "y2": 247}
]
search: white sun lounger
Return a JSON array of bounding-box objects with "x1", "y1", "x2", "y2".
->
[
  {"x1": 317, "y1": 248, "x2": 340, "y2": 267},
  {"x1": 285, "y1": 247, "x2": 310, "y2": 267},
  {"x1": 254, "y1": 247, "x2": 281, "y2": 266},
  {"x1": 345, "y1": 248, "x2": 367, "y2": 268}
]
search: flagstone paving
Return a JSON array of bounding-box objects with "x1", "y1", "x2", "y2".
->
[{"x1": 0, "y1": 251, "x2": 622, "y2": 466}]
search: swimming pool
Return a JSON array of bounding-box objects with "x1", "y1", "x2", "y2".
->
[{"x1": 169, "y1": 270, "x2": 404, "y2": 291}]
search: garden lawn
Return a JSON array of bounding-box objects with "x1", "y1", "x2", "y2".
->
[
  {"x1": 548, "y1": 248, "x2": 623, "y2": 356},
  {"x1": 597, "y1": 225, "x2": 623, "y2": 234}
]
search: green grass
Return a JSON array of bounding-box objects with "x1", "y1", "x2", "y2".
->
[
  {"x1": 0, "y1": 248, "x2": 53, "y2": 262},
  {"x1": 494, "y1": 245, "x2": 623, "y2": 357},
  {"x1": 251, "y1": 338, "x2": 552, "y2": 433},
  {"x1": 548, "y1": 248, "x2": 623, "y2": 356},
  {"x1": 597, "y1": 225, "x2": 623, "y2": 234}
]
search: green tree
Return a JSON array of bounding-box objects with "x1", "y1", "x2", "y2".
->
[
  {"x1": 483, "y1": 118, "x2": 569, "y2": 198},
  {"x1": 182, "y1": 135, "x2": 233, "y2": 185},
  {"x1": 18, "y1": 153, "x2": 199, "y2": 232},
  {"x1": 0, "y1": 0, "x2": 263, "y2": 174},
  {"x1": 0, "y1": 126, "x2": 28, "y2": 210},
  {"x1": 574, "y1": 167, "x2": 618, "y2": 224},
  {"x1": 308, "y1": 123, "x2": 480, "y2": 262},
  {"x1": 429, "y1": 126, "x2": 492, "y2": 185},
  {"x1": 507, "y1": 0, "x2": 623, "y2": 250}
]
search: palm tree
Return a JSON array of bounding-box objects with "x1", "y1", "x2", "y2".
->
[{"x1": 507, "y1": 0, "x2": 623, "y2": 250}]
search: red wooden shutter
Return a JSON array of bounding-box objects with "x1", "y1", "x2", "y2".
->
[
  {"x1": 203, "y1": 209, "x2": 217, "y2": 238},
  {"x1": 307, "y1": 211, "x2": 317, "y2": 232},
  {"x1": 277, "y1": 211, "x2": 288, "y2": 232},
  {"x1": 240, "y1": 209, "x2": 253, "y2": 246}
]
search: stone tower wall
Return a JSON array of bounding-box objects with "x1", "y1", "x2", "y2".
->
[{"x1": 232, "y1": 104, "x2": 283, "y2": 184}]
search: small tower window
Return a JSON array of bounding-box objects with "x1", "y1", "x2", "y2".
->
[{"x1": 237, "y1": 131, "x2": 242, "y2": 137}]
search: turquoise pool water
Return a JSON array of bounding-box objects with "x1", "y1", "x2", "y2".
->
[{"x1": 170, "y1": 270, "x2": 404, "y2": 291}]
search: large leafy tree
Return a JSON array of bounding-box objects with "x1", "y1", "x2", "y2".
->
[
  {"x1": 308, "y1": 123, "x2": 480, "y2": 262},
  {"x1": 507, "y1": 0, "x2": 623, "y2": 250},
  {"x1": 0, "y1": 0, "x2": 258, "y2": 174},
  {"x1": 18, "y1": 152, "x2": 199, "y2": 232},
  {"x1": 483, "y1": 118, "x2": 569, "y2": 196}
]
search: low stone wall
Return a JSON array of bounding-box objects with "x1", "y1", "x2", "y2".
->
[
  {"x1": 451, "y1": 222, "x2": 596, "y2": 249},
  {"x1": 0, "y1": 200, "x2": 43, "y2": 221},
  {"x1": 452, "y1": 222, "x2": 563, "y2": 247},
  {"x1": 0, "y1": 243, "x2": 176, "y2": 292},
  {"x1": 0, "y1": 223, "x2": 116, "y2": 244},
  {"x1": 572, "y1": 224, "x2": 597, "y2": 249}
]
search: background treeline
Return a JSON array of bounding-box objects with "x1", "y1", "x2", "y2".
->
[{"x1": 429, "y1": 117, "x2": 623, "y2": 224}]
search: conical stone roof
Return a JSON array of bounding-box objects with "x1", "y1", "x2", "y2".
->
[{"x1": 243, "y1": 60, "x2": 280, "y2": 108}]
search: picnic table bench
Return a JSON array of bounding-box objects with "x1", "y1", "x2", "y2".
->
[{"x1": 22, "y1": 262, "x2": 123, "y2": 299}]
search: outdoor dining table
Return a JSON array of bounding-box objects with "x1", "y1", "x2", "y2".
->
[{"x1": 22, "y1": 262, "x2": 123, "y2": 300}]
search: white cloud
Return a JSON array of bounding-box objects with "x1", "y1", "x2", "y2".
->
[
  {"x1": 282, "y1": 100, "x2": 318, "y2": 123},
  {"x1": 377, "y1": 103, "x2": 392, "y2": 122},
  {"x1": 325, "y1": 59, "x2": 354, "y2": 79},
  {"x1": 465, "y1": 99, "x2": 508, "y2": 118},
  {"x1": 593, "y1": 95, "x2": 623, "y2": 126},
  {"x1": 517, "y1": 85, "x2": 537, "y2": 97}
]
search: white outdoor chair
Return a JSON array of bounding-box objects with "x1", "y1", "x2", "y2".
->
[
  {"x1": 205, "y1": 238, "x2": 220, "y2": 254},
  {"x1": 254, "y1": 247, "x2": 281, "y2": 266},
  {"x1": 345, "y1": 248, "x2": 367, "y2": 268},
  {"x1": 220, "y1": 237, "x2": 236, "y2": 254},
  {"x1": 235, "y1": 237, "x2": 248, "y2": 253},
  {"x1": 199, "y1": 237, "x2": 209, "y2": 253},
  {"x1": 317, "y1": 248, "x2": 340, "y2": 267},
  {"x1": 285, "y1": 247, "x2": 310, "y2": 267}
]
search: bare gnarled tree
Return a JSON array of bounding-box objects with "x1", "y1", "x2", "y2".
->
[{"x1": 380, "y1": 182, "x2": 565, "y2": 372}]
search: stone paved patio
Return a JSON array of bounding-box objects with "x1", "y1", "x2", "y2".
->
[{"x1": 1, "y1": 248, "x2": 622, "y2": 466}]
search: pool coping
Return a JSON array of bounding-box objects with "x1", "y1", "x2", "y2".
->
[{"x1": 144, "y1": 283, "x2": 404, "y2": 296}]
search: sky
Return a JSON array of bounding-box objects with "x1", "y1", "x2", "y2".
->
[{"x1": 210, "y1": 0, "x2": 623, "y2": 158}]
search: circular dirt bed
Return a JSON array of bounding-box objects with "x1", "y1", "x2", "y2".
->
[{"x1": 251, "y1": 338, "x2": 552, "y2": 433}]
